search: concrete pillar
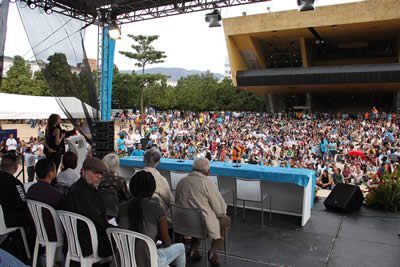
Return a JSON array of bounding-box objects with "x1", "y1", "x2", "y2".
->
[
  {"x1": 265, "y1": 93, "x2": 274, "y2": 113},
  {"x1": 306, "y1": 92, "x2": 312, "y2": 112},
  {"x1": 394, "y1": 92, "x2": 400, "y2": 114}
]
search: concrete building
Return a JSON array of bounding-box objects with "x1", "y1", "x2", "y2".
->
[{"x1": 223, "y1": 0, "x2": 400, "y2": 113}]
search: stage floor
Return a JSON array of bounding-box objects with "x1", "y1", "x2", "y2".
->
[{"x1": 187, "y1": 199, "x2": 400, "y2": 267}]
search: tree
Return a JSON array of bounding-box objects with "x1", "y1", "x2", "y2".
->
[
  {"x1": 42, "y1": 53, "x2": 79, "y2": 97},
  {"x1": 119, "y1": 35, "x2": 167, "y2": 115},
  {"x1": 0, "y1": 56, "x2": 50, "y2": 96}
]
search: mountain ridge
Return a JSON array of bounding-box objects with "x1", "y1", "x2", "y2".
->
[{"x1": 120, "y1": 67, "x2": 224, "y2": 81}]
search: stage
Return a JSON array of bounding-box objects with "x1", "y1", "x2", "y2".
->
[{"x1": 185, "y1": 200, "x2": 400, "y2": 267}]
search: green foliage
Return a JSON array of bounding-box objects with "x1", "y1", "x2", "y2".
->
[
  {"x1": 119, "y1": 34, "x2": 167, "y2": 114},
  {"x1": 119, "y1": 35, "x2": 167, "y2": 74},
  {"x1": 173, "y1": 73, "x2": 265, "y2": 112},
  {"x1": 112, "y1": 73, "x2": 141, "y2": 109},
  {"x1": 366, "y1": 166, "x2": 400, "y2": 212},
  {"x1": 0, "y1": 55, "x2": 51, "y2": 96},
  {"x1": 42, "y1": 53, "x2": 80, "y2": 97}
]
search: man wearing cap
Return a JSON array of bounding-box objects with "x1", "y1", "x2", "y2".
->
[{"x1": 65, "y1": 157, "x2": 112, "y2": 258}]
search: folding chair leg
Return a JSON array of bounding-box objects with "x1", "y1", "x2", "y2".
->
[
  {"x1": 19, "y1": 227, "x2": 31, "y2": 259},
  {"x1": 224, "y1": 231, "x2": 227, "y2": 263},
  {"x1": 261, "y1": 200, "x2": 264, "y2": 226},
  {"x1": 242, "y1": 200, "x2": 246, "y2": 221},
  {"x1": 269, "y1": 195, "x2": 272, "y2": 223},
  {"x1": 46, "y1": 244, "x2": 57, "y2": 267},
  {"x1": 205, "y1": 238, "x2": 208, "y2": 267},
  {"x1": 32, "y1": 239, "x2": 39, "y2": 267}
]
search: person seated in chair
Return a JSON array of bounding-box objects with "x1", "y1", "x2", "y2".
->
[
  {"x1": 98, "y1": 153, "x2": 131, "y2": 202},
  {"x1": 56, "y1": 151, "x2": 79, "y2": 188},
  {"x1": 316, "y1": 169, "x2": 333, "y2": 189},
  {"x1": 65, "y1": 157, "x2": 112, "y2": 259},
  {"x1": 175, "y1": 157, "x2": 231, "y2": 267},
  {"x1": 0, "y1": 154, "x2": 35, "y2": 261},
  {"x1": 118, "y1": 171, "x2": 185, "y2": 267},
  {"x1": 143, "y1": 148, "x2": 174, "y2": 217},
  {"x1": 27, "y1": 158, "x2": 64, "y2": 241}
]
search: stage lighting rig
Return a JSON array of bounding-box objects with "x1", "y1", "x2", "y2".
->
[
  {"x1": 297, "y1": 0, "x2": 315, "y2": 12},
  {"x1": 205, "y1": 9, "x2": 222, "y2": 28}
]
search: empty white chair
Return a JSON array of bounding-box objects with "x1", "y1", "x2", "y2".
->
[
  {"x1": 27, "y1": 200, "x2": 63, "y2": 267},
  {"x1": 234, "y1": 178, "x2": 272, "y2": 225},
  {"x1": 0, "y1": 205, "x2": 31, "y2": 259},
  {"x1": 170, "y1": 172, "x2": 187, "y2": 192},
  {"x1": 208, "y1": 175, "x2": 235, "y2": 206},
  {"x1": 57, "y1": 210, "x2": 112, "y2": 267},
  {"x1": 106, "y1": 228, "x2": 158, "y2": 267}
]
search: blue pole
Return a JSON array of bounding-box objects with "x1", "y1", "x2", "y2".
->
[{"x1": 100, "y1": 27, "x2": 116, "y2": 120}]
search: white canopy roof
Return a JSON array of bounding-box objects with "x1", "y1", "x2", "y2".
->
[{"x1": 0, "y1": 93, "x2": 97, "y2": 119}]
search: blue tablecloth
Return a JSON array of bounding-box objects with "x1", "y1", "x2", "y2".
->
[{"x1": 120, "y1": 156, "x2": 316, "y2": 207}]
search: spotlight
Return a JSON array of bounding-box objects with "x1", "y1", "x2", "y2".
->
[
  {"x1": 44, "y1": 4, "x2": 53, "y2": 14},
  {"x1": 297, "y1": 0, "x2": 315, "y2": 12},
  {"x1": 27, "y1": 0, "x2": 37, "y2": 9},
  {"x1": 108, "y1": 25, "x2": 121, "y2": 40},
  {"x1": 205, "y1": 9, "x2": 221, "y2": 28}
]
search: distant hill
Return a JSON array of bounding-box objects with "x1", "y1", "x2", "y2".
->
[{"x1": 120, "y1": 67, "x2": 224, "y2": 81}]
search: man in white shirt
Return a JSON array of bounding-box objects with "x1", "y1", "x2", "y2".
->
[{"x1": 6, "y1": 134, "x2": 17, "y2": 155}]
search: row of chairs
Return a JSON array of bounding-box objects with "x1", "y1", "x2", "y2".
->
[
  {"x1": 1, "y1": 200, "x2": 224, "y2": 267},
  {"x1": 170, "y1": 171, "x2": 272, "y2": 226}
]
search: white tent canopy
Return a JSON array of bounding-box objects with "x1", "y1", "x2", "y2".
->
[{"x1": 0, "y1": 93, "x2": 97, "y2": 119}]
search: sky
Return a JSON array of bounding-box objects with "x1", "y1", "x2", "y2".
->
[{"x1": 4, "y1": 0, "x2": 364, "y2": 75}]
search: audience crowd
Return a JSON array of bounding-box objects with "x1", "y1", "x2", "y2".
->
[{"x1": 116, "y1": 110, "x2": 400, "y2": 189}]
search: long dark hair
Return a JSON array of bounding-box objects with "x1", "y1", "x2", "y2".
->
[
  {"x1": 128, "y1": 171, "x2": 156, "y2": 233},
  {"x1": 45, "y1": 114, "x2": 60, "y2": 140}
]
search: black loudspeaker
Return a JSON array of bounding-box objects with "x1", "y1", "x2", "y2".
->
[
  {"x1": 324, "y1": 183, "x2": 364, "y2": 212},
  {"x1": 91, "y1": 120, "x2": 114, "y2": 159}
]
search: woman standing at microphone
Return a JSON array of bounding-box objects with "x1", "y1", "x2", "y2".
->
[{"x1": 44, "y1": 113, "x2": 76, "y2": 172}]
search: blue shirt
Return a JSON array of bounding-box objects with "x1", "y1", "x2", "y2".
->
[
  {"x1": 117, "y1": 139, "x2": 126, "y2": 151},
  {"x1": 131, "y1": 150, "x2": 144, "y2": 156},
  {"x1": 329, "y1": 142, "x2": 337, "y2": 151},
  {"x1": 320, "y1": 140, "x2": 328, "y2": 152}
]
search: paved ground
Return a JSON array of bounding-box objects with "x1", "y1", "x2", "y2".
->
[{"x1": 186, "y1": 200, "x2": 400, "y2": 267}]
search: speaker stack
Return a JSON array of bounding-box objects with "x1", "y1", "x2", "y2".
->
[
  {"x1": 324, "y1": 183, "x2": 364, "y2": 212},
  {"x1": 91, "y1": 120, "x2": 114, "y2": 159}
]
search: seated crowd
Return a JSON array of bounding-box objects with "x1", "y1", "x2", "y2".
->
[
  {"x1": 0, "y1": 148, "x2": 229, "y2": 267},
  {"x1": 115, "y1": 110, "x2": 398, "y2": 193}
]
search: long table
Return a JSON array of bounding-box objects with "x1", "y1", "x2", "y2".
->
[{"x1": 119, "y1": 157, "x2": 316, "y2": 226}]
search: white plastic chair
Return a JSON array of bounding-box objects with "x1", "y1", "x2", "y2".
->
[
  {"x1": 106, "y1": 228, "x2": 158, "y2": 267},
  {"x1": 208, "y1": 175, "x2": 236, "y2": 206},
  {"x1": 27, "y1": 200, "x2": 64, "y2": 267},
  {"x1": 57, "y1": 210, "x2": 112, "y2": 267},
  {"x1": 170, "y1": 172, "x2": 187, "y2": 192},
  {"x1": 0, "y1": 205, "x2": 31, "y2": 259},
  {"x1": 235, "y1": 178, "x2": 272, "y2": 225}
]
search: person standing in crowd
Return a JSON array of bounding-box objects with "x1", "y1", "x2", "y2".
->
[
  {"x1": 175, "y1": 158, "x2": 230, "y2": 266},
  {"x1": 118, "y1": 171, "x2": 186, "y2": 267},
  {"x1": 65, "y1": 157, "x2": 112, "y2": 258},
  {"x1": 6, "y1": 134, "x2": 17, "y2": 156},
  {"x1": 44, "y1": 114, "x2": 76, "y2": 172},
  {"x1": 24, "y1": 147, "x2": 37, "y2": 182},
  {"x1": 117, "y1": 134, "x2": 127, "y2": 156}
]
